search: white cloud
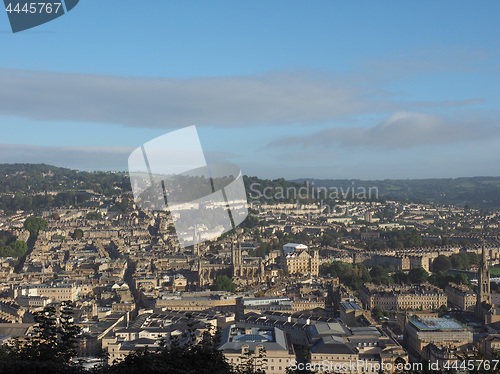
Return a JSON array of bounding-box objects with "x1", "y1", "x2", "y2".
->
[{"x1": 270, "y1": 112, "x2": 500, "y2": 149}]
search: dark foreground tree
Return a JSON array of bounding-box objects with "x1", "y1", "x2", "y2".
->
[
  {"x1": 0, "y1": 304, "x2": 261, "y2": 374},
  {"x1": 107, "y1": 328, "x2": 235, "y2": 374},
  {"x1": 0, "y1": 301, "x2": 82, "y2": 374}
]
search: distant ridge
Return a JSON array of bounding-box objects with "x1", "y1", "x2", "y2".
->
[
  {"x1": 1, "y1": 163, "x2": 499, "y2": 210},
  {"x1": 293, "y1": 177, "x2": 500, "y2": 209}
]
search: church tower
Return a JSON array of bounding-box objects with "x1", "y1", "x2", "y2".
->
[
  {"x1": 476, "y1": 241, "x2": 491, "y2": 318},
  {"x1": 231, "y1": 237, "x2": 242, "y2": 277}
]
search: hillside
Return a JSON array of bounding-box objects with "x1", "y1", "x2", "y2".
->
[
  {"x1": 1, "y1": 164, "x2": 499, "y2": 211},
  {"x1": 294, "y1": 177, "x2": 500, "y2": 209}
]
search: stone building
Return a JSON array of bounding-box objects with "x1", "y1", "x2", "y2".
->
[
  {"x1": 405, "y1": 316, "x2": 472, "y2": 363},
  {"x1": 218, "y1": 324, "x2": 295, "y2": 374},
  {"x1": 281, "y1": 249, "x2": 320, "y2": 276},
  {"x1": 13, "y1": 283, "x2": 78, "y2": 302},
  {"x1": 359, "y1": 283, "x2": 447, "y2": 311},
  {"x1": 197, "y1": 240, "x2": 264, "y2": 288},
  {"x1": 445, "y1": 283, "x2": 475, "y2": 311}
]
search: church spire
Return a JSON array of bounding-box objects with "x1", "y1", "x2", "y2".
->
[{"x1": 476, "y1": 238, "x2": 491, "y2": 318}]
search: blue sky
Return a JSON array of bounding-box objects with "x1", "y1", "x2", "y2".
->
[{"x1": 0, "y1": 1, "x2": 499, "y2": 179}]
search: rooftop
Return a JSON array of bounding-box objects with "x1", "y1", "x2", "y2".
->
[
  {"x1": 341, "y1": 301, "x2": 363, "y2": 310},
  {"x1": 218, "y1": 324, "x2": 290, "y2": 353},
  {"x1": 410, "y1": 316, "x2": 467, "y2": 331},
  {"x1": 230, "y1": 327, "x2": 274, "y2": 343}
]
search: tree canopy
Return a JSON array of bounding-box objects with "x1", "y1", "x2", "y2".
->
[
  {"x1": 86, "y1": 211, "x2": 103, "y2": 220},
  {"x1": 23, "y1": 216, "x2": 47, "y2": 237},
  {"x1": 0, "y1": 231, "x2": 28, "y2": 258},
  {"x1": 0, "y1": 240, "x2": 27, "y2": 258},
  {"x1": 320, "y1": 261, "x2": 371, "y2": 290},
  {"x1": 212, "y1": 275, "x2": 236, "y2": 293},
  {"x1": 432, "y1": 255, "x2": 452, "y2": 273},
  {"x1": 450, "y1": 252, "x2": 481, "y2": 270},
  {"x1": 408, "y1": 267, "x2": 429, "y2": 284},
  {"x1": 72, "y1": 228, "x2": 84, "y2": 239}
]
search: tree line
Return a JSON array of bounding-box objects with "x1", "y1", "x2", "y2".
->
[{"x1": 321, "y1": 261, "x2": 470, "y2": 291}]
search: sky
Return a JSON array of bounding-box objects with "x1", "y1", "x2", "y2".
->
[{"x1": 0, "y1": 1, "x2": 499, "y2": 180}]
